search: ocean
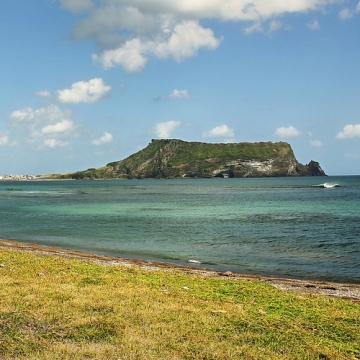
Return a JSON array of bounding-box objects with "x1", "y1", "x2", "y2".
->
[{"x1": 0, "y1": 176, "x2": 359, "y2": 283}]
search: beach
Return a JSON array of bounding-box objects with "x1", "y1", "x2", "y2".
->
[{"x1": 1, "y1": 238, "x2": 360, "y2": 302}]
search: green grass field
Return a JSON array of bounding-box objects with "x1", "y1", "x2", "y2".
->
[{"x1": 1, "y1": 249, "x2": 359, "y2": 359}]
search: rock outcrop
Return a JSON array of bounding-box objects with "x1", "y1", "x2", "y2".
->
[{"x1": 67, "y1": 139, "x2": 326, "y2": 179}]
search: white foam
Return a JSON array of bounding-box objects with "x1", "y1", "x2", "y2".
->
[
  {"x1": 188, "y1": 259, "x2": 201, "y2": 264},
  {"x1": 323, "y1": 183, "x2": 339, "y2": 188}
]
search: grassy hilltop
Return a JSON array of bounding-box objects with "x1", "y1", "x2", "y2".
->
[{"x1": 59, "y1": 139, "x2": 325, "y2": 180}]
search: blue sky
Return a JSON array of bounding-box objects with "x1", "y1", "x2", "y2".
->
[{"x1": 1, "y1": 0, "x2": 359, "y2": 175}]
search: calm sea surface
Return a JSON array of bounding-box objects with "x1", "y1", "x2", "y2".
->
[{"x1": 0, "y1": 176, "x2": 359, "y2": 283}]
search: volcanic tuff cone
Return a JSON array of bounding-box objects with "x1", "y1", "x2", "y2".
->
[{"x1": 63, "y1": 139, "x2": 326, "y2": 180}]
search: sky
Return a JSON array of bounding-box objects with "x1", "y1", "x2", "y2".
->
[{"x1": 1, "y1": 0, "x2": 360, "y2": 176}]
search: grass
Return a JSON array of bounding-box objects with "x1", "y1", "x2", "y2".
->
[{"x1": 0, "y1": 249, "x2": 359, "y2": 359}]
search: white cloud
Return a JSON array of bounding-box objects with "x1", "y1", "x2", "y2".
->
[
  {"x1": 43, "y1": 139, "x2": 68, "y2": 148},
  {"x1": 154, "y1": 120, "x2": 181, "y2": 138},
  {"x1": 357, "y1": 1, "x2": 360, "y2": 12},
  {"x1": 57, "y1": 78, "x2": 111, "y2": 103},
  {"x1": 339, "y1": 7, "x2": 353, "y2": 20},
  {"x1": 169, "y1": 89, "x2": 189, "y2": 98},
  {"x1": 203, "y1": 124, "x2": 235, "y2": 139},
  {"x1": 152, "y1": 21, "x2": 220, "y2": 61},
  {"x1": 94, "y1": 21, "x2": 220, "y2": 71},
  {"x1": 60, "y1": 0, "x2": 94, "y2": 13},
  {"x1": 310, "y1": 140, "x2": 323, "y2": 147},
  {"x1": 336, "y1": 124, "x2": 360, "y2": 139},
  {"x1": 10, "y1": 105, "x2": 70, "y2": 129},
  {"x1": 274, "y1": 126, "x2": 301, "y2": 138},
  {"x1": 307, "y1": 19, "x2": 320, "y2": 30},
  {"x1": 93, "y1": 39, "x2": 147, "y2": 72},
  {"x1": 9, "y1": 105, "x2": 77, "y2": 146},
  {"x1": 63, "y1": 1, "x2": 345, "y2": 71},
  {"x1": 92, "y1": 132, "x2": 114, "y2": 146},
  {"x1": 0, "y1": 135, "x2": 9, "y2": 146},
  {"x1": 41, "y1": 120, "x2": 74, "y2": 135},
  {"x1": 35, "y1": 90, "x2": 51, "y2": 98}
]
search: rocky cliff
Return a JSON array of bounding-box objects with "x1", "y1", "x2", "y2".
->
[{"x1": 66, "y1": 139, "x2": 326, "y2": 180}]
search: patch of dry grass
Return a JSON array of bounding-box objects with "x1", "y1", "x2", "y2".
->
[{"x1": 1, "y1": 249, "x2": 359, "y2": 359}]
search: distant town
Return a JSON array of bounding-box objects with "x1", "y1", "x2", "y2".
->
[{"x1": 0, "y1": 174, "x2": 45, "y2": 181}]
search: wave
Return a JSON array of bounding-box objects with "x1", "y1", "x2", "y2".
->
[{"x1": 314, "y1": 183, "x2": 340, "y2": 189}]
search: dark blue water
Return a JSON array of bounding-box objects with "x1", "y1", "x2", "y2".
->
[{"x1": 0, "y1": 176, "x2": 359, "y2": 283}]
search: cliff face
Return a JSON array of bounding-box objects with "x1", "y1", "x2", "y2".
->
[{"x1": 72, "y1": 139, "x2": 325, "y2": 179}]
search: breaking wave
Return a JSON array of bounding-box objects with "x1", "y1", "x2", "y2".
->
[{"x1": 314, "y1": 182, "x2": 340, "y2": 189}]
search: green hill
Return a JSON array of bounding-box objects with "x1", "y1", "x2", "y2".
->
[{"x1": 60, "y1": 139, "x2": 326, "y2": 180}]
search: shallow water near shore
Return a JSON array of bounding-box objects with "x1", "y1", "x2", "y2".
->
[{"x1": 1, "y1": 176, "x2": 359, "y2": 283}]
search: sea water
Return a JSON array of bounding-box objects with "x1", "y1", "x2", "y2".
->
[{"x1": 0, "y1": 176, "x2": 359, "y2": 283}]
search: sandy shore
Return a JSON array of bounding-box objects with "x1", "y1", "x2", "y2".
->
[{"x1": 1, "y1": 238, "x2": 360, "y2": 302}]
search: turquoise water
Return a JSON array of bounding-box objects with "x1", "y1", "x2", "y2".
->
[{"x1": 1, "y1": 176, "x2": 359, "y2": 283}]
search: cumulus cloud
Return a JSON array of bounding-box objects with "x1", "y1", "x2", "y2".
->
[
  {"x1": 10, "y1": 105, "x2": 70, "y2": 129},
  {"x1": 92, "y1": 132, "x2": 114, "y2": 146},
  {"x1": 154, "y1": 120, "x2": 181, "y2": 138},
  {"x1": 274, "y1": 126, "x2": 301, "y2": 138},
  {"x1": 307, "y1": 19, "x2": 320, "y2": 30},
  {"x1": 65, "y1": 0, "x2": 342, "y2": 67},
  {"x1": 9, "y1": 105, "x2": 77, "y2": 146},
  {"x1": 0, "y1": 135, "x2": 9, "y2": 146},
  {"x1": 93, "y1": 39, "x2": 147, "y2": 72},
  {"x1": 310, "y1": 140, "x2": 323, "y2": 147},
  {"x1": 169, "y1": 89, "x2": 189, "y2": 98},
  {"x1": 57, "y1": 78, "x2": 111, "y2": 103},
  {"x1": 336, "y1": 124, "x2": 360, "y2": 139},
  {"x1": 93, "y1": 21, "x2": 220, "y2": 71},
  {"x1": 43, "y1": 139, "x2": 68, "y2": 148},
  {"x1": 35, "y1": 90, "x2": 51, "y2": 98},
  {"x1": 60, "y1": 0, "x2": 94, "y2": 13},
  {"x1": 60, "y1": 1, "x2": 346, "y2": 71},
  {"x1": 41, "y1": 120, "x2": 74, "y2": 135},
  {"x1": 203, "y1": 124, "x2": 235, "y2": 139}
]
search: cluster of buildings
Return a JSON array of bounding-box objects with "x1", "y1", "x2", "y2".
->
[{"x1": 0, "y1": 174, "x2": 44, "y2": 181}]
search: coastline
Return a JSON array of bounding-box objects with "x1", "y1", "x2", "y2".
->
[{"x1": 1, "y1": 238, "x2": 359, "y2": 302}]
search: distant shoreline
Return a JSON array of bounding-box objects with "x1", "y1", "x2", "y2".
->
[{"x1": 1, "y1": 238, "x2": 359, "y2": 302}]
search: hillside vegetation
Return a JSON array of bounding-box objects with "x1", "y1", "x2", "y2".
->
[{"x1": 59, "y1": 139, "x2": 325, "y2": 180}]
